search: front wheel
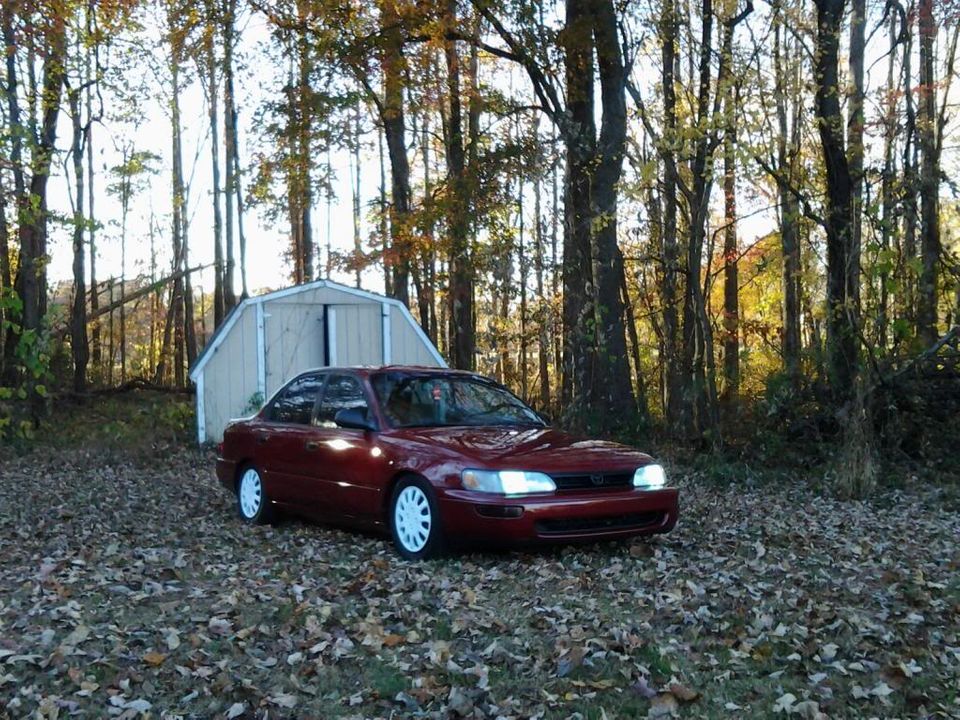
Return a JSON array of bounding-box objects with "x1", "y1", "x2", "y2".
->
[
  {"x1": 237, "y1": 466, "x2": 274, "y2": 524},
  {"x1": 389, "y1": 478, "x2": 444, "y2": 560}
]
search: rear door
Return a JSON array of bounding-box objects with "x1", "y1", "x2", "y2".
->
[{"x1": 256, "y1": 373, "x2": 327, "y2": 508}]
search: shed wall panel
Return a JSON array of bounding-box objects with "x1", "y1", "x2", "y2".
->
[
  {"x1": 334, "y1": 304, "x2": 383, "y2": 365},
  {"x1": 203, "y1": 305, "x2": 258, "y2": 442},
  {"x1": 286, "y1": 286, "x2": 379, "y2": 307},
  {"x1": 263, "y1": 302, "x2": 326, "y2": 396},
  {"x1": 391, "y1": 311, "x2": 440, "y2": 366}
]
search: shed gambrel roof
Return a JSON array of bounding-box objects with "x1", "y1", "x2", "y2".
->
[{"x1": 188, "y1": 278, "x2": 445, "y2": 382}]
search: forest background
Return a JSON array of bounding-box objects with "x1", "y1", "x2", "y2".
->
[{"x1": 1, "y1": 0, "x2": 959, "y2": 496}]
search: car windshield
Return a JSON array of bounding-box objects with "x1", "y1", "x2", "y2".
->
[{"x1": 372, "y1": 372, "x2": 545, "y2": 428}]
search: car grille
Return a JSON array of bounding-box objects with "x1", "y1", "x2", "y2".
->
[
  {"x1": 536, "y1": 512, "x2": 664, "y2": 535},
  {"x1": 550, "y1": 472, "x2": 633, "y2": 491}
]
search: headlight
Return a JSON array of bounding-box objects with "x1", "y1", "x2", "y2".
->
[
  {"x1": 633, "y1": 464, "x2": 667, "y2": 490},
  {"x1": 461, "y1": 469, "x2": 557, "y2": 495}
]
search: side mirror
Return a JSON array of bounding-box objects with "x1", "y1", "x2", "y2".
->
[
  {"x1": 334, "y1": 407, "x2": 378, "y2": 432},
  {"x1": 537, "y1": 412, "x2": 552, "y2": 426}
]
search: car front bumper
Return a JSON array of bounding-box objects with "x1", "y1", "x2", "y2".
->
[{"x1": 437, "y1": 487, "x2": 678, "y2": 546}]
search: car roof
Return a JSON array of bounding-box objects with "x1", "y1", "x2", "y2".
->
[{"x1": 295, "y1": 365, "x2": 480, "y2": 378}]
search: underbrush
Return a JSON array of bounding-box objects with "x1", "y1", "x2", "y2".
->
[
  {"x1": 0, "y1": 389, "x2": 195, "y2": 462},
  {"x1": 648, "y1": 367, "x2": 960, "y2": 498}
]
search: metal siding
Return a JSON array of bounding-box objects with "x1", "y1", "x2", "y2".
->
[
  {"x1": 335, "y1": 304, "x2": 382, "y2": 365},
  {"x1": 391, "y1": 310, "x2": 440, "y2": 366},
  {"x1": 289, "y1": 285, "x2": 379, "y2": 307},
  {"x1": 263, "y1": 301, "x2": 326, "y2": 396},
  {"x1": 203, "y1": 305, "x2": 259, "y2": 442}
]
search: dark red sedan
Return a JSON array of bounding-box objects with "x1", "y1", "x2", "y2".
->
[{"x1": 216, "y1": 366, "x2": 678, "y2": 559}]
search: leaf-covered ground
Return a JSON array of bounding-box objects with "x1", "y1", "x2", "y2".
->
[{"x1": 1, "y1": 442, "x2": 959, "y2": 719}]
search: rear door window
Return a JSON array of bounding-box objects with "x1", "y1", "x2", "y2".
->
[{"x1": 268, "y1": 374, "x2": 326, "y2": 425}]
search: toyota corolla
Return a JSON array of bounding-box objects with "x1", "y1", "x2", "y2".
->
[{"x1": 215, "y1": 366, "x2": 678, "y2": 559}]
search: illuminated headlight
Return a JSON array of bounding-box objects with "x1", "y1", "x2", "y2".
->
[
  {"x1": 461, "y1": 469, "x2": 557, "y2": 495},
  {"x1": 633, "y1": 464, "x2": 667, "y2": 490}
]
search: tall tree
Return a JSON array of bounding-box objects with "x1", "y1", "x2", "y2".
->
[
  {"x1": 588, "y1": 0, "x2": 636, "y2": 422},
  {"x1": 915, "y1": 0, "x2": 939, "y2": 345},
  {"x1": 773, "y1": 0, "x2": 803, "y2": 384},
  {"x1": 202, "y1": 0, "x2": 225, "y2": 326},
  {"x1": 813, "y1": 0, "x2": 858, "y2": 393},
  {"x1": 222, "y1": 0, "x2": 239, "y2": 306},
  {"x1": 444, "y1": 0, "x2": 475, "y2": 370},
  {"x1": 380, "y1": 0, "x2": 412, "y2": 304},
  {"x1": 16, "y1": 12, "x2": 67, "y2": 373},
  {"x1": 85, "y1": 2, "x2": 100, "y2": 375},
  {"x1": 68, "y1": 78, "x2": 89, "y2": 393},
  {"x1": 658, "y1": 0, "x2": 684, "y2": 430},
  {"x1": 720, "y1": 10, "x2": 740, "y2": 408}
]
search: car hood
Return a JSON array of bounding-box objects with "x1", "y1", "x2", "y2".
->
[{"x1": 390, "y1": 426, "x2": 653, "y2": 472}]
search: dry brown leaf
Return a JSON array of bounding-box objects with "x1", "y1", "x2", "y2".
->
[{"x1": 142, "y1": 652, "x2": 166, "y2": 667}]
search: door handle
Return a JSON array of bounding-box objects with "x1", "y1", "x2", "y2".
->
[
  {"x1": 305, "y1": 441, "x2": 319, "y2": 451},
  {"x1": 256, "y1": 434, "x2": 269, "y2": 445}
]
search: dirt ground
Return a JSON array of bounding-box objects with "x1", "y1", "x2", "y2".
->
[{"x1": 1, "y1": 440, "x2": 958, "y2": 719}]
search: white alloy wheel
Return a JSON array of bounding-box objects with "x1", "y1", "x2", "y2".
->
[
  {"x1": 393, "y1": 485, "x2": 432, "y2": 553},
  {"x1": 239, "y1": 468, "x2": 263, "y2": 520}
]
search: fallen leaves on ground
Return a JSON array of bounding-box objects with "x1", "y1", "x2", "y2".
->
[{"x1": 1, "y1": 446, "x2": 958, "y2": 718}]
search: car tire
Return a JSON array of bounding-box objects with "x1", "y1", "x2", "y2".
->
[
  {"x1": 236, "y1": 465, "x2": 274, "y2": 525},
  {"x1": 389, "y1": 476, "x2": 445, "y2": 560}
]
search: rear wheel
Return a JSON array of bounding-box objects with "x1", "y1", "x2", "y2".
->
[
  {"x1": 390, "y1": 477, "x2": 444, "y2": 560},
  {"x1": 237, "y1": 466, "x2": 274, "y2": 524}
]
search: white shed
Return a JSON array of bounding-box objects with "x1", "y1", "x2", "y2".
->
[{"x1": 188, "y1": 278, "x2": 446, "y2": 443}]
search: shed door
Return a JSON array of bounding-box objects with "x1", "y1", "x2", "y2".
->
[{"x1": 264, "y1": 302, "x2": 326, "y2": 397}]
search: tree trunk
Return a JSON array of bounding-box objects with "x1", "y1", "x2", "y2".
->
[
  {"x1": 0, "y1": 6, "x2": 22, "y2": 382},
  {"x1": 120, "y1": 171, "x2": 128, "y2": 384},
  {"x1": 589, "y1": 0, "x2": 637, "y2": 424},
  {"x1": 0, "y1": 182, "x2": 9, "y2": 291},
  {"x1": 659, "y1": 0, "x2": 683, "y2": 431},
  {"x1": 69, "y1": 87, "x2": 89, "y2": 393},
  {"x1": 17, "y1": 16, "x2": 66, "y2": 375},
  {"x1": 916, "y1": 0, "x2": 939, "y2": 345},
  {"x1": 561, "y1": 0, "x2": 595, "y2": 423},
  {"x1": 324, "y1": 144, "x2": 332, "y2": 277},
  {"x1": 720, "y1": 24, "x2": 738, "y2": 409},
  {"x1": 232, "y1": 125, "x2": 249, "y2": 299},
  {"x1": 848, "y1": 0, "x2": 865, "y2": 310},
  {"x1": 420, "y1": 109, "x2": 436, "y2": 342},
  {"x1": 814, "y1": 0, "x2": 858, "y2": 394},
  {"x1": 378, "y1": 120, "x2": 392, "y2": 295},
  {"x1": 445, "y1": 0, "x2": 475, "y2": 370},
  {"x1": 534, "y1": 165, "x2": 550, "y2": 410},
  {"x1": 381, "y1": 0, "x2": 411, "y2": 305},
  {"x1": 879, "y1": 11, "x2": 899, "y2": 349},
  {"x1": 85, "y1": 6, "x2": 100, "y2": 373},
  {"x1": 168, "y1": 11, "x2": 187, "y2": 387},
  {"x1": 222, "y1": 0, "x2": 239, "y2": 307},
  {"x1": 297, "y1": 0, "x2": 314, "y2": 283},
  {"x1": 550, "y1": 132, "x2": 562, "y2": 411},
  {"x1": 0, "y1": 177, "x2": 10, "y2": 381},
  {"x1": 680, "y1": 0, "x2": 720, "y2": 439},
  {"x1": 205, "y1": 1, "x2": 225, "y2": 327},
  {"x1": 154, "y1": 284, "x2": 175, "y2": 385},
  {"x1": 518, "y1": 175, "x2": 529, "y2": 400},
  {"x1": 352, "y1": 105, "x2": 362, "y2": 288},
  {"x1": 107, "y1": 278, "x2": 114, "y2": 385},
  {"x1": 620, "y1": 260, "x2": 649, "y2": 421},
  {"x1": 775, "y1": 11, "x2": 802, "y2": 384}
]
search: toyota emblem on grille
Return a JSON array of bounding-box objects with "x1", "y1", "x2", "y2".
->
[{"x1": 590, "y1": 473, "x2": 604, "y2": 486}]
